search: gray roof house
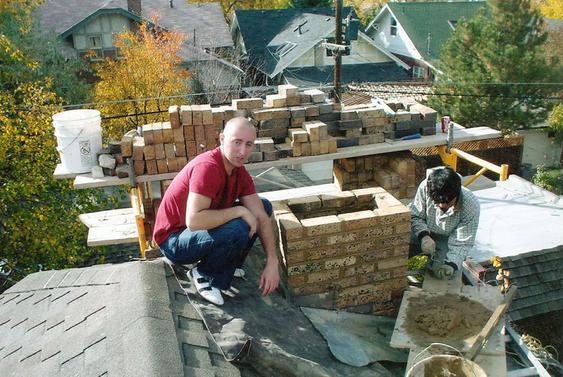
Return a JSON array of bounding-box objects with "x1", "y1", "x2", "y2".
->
[
  {"x1": 231, "y1": 7, "x2": 410, "y2": 87},
  {"x1": 35, "y1": 0, "x2": 234, "y2": 61},
  {"x1": 35, "y1": 0, "x2": 242, "y2": 103},
  {"x1": 365, "y1": 1, "x2": 486, "y2": 80}
]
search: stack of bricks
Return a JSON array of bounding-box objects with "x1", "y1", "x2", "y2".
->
[
  {"x1": 287, "y1": 121, "x2": 337, "y2": 157},
  {"x1": 333, "y1": 151, "x2": 417, "y2": 199},
  {"x1": 383, "y1": 99, "x2": 438, "y2": 139},
  {"x1": 272, "y1": 187, "x2": 410, "y2": 315}
]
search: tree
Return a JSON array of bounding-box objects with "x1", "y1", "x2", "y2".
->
[
  {"x1": 0, "y1": 1, "x2": 116, "y2": 289},
  {"x1": 290, "y1": 0, "x2": 333, "y2": 8},
  {"x1": 533, "y1": 0, "x2": 563, "y2": 19},
  {"x1": 429, "y1": 0, "x2": 558, "y2": 133},
  {"x1": 191, "y1": 0, "x2": 290, "y2": 18},
  {"x1": 92, "y1": 21, "x2": 190, "y2": 140}
]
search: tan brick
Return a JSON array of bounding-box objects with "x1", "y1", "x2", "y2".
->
[
  {"x1": 391, "y1": 267, "x2": 407, "y2": 278},
  {"x1": 290, "y1": 284, "x2": 329, "y2": 296},
  {"x1": 232, "y1": 98, "x2": 263, "y2": 110},
  {"x1": 300, "y1": 215, "x2": 341, "y2": 236},
  {"x1": 143, "y1": 144, "x2": 155, "y2": 160},
  {"x1": 344, "y1": 263, "x2": 375, "y2": 277},
  {"x1": 146, "y1": 159, "x2": 158, "y2": 175},
  {"x1": 375, "y1": 205, "x2": 411, "y2": 225},
  {"x1": 154, "y1": 143, "x2": 165, "y2": 160},
  {"x1": 288, "y1": 128, "x2": 308, "y2": 143},
  {"x1": 180, "y1": 105, "x2": 192, "y2": 125},
  {"x1": 156, "y1": 159, "x2": 168, "y2": 174},
  {"x1": 328, "y1": 137, "x2": 337, "y2": 153},
  {"x1": 142, "y1": 123, "x2": 157, "y2": 146},
  {"x1": 162, "y1": 122, "x2": 174, "y2": 143},
  {"x1": 319, "y1": 191, "x2": 356, "y2": 209},
  {"x1": 394, "y1": 244, "x2": 409, "y2": 257},
  {"x1": 343, "y1": 239, "x2": 379, "y2": 254},
  {"x1": 286, "y1": 96, "x2": 301, "y2": 106},
  {"x1": 374, "y1": 192, "x2": 403, "y2": 208},
  {"x1": 337, "y1": 210, "x2": 378, "y2": 230},
  {"x1": 357, "y1": 270, "x2": 391, "y2": 285},
  {"x1": 310, "y1": 141, "x2": 320, "y2": 155},
  {"x1": 333, "y1": 276, "x2": 358, "y2": 289},
  {"x1": 265, "y1": 94, "x2": 286, "y2": 108},
  {"x1": 277, "y1": 213, "x2": 303, "y2": 240},
  {"x1": 304, "y1": 105, "x2": 320, "y2": 117},
  {"x1": 287, "y1": 195, "x2": 322, "y2": 213},
  {"x1": 285, "y1": 249, "x2": 307, "y2": 265},
  {"x1": 285, "y1": 236, "x2": 322, "y2": 252},
  {"x1": 183, "y1": 125, "x2": 195, "y2": 141},
  {"x1": 287, "y1": 261, "x2": 322, "y2": 276},
  {"x1": 324, "y1": 231, "x2": 360, "y2": 246},
  {"x1": 272, "y1": 201, "x2": 292, "y2": 216},
  {"x1": 307, "y1": 269, "x2": 340, "y2": 284},
  {"x1": 319, "y1": 140, "x2": 329, "y2": 154},
  {"x1": 359, "y1": 226, "x2": 395, "y2": 239},
  {"x1": 324, "y1": 256, "x2": 356, "y2": 270},
  {"x1": 376, "y1": 233, "x2": 410, "y2": 249},
  {"x1": 353, "y1": 187, "x2": 386, "y2": 206},
  {"x1": 340, "y1": 158, "x2": 355, "y2": 173},
  {"x1": 169, "y1": 106, "x2": 181, "y2": 128},
  {"x1": 134, "y1": 160, "x2": 145, "y2": 175},
  {"x1": 173, "y1": 126, "x2": 185, "y2": 142},
  {"x1": 336, "y1": 284, "x2": 390, "y2": 307},
  {"x1": 278, "y1": 84, "x2": 299, "y2": 97},
  {"x1": 395, "y1": 222, "x2": 411, "y2": 234},
  {"x1": 307, "y1": 245, "x2": 344, "y2": 261},
  {"x1": 378, "y1": 257, "x2": 407, "y2": 270},
  {"x1": 200, "y1": 104, "x2": 213, "y2": 125},
  {"x1": 287, "y1": 274, "x2": 306, "y2": 286}
]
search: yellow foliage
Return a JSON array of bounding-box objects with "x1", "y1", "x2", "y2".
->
[
  {"x1": 345, "y1": 0, "x2": 387, "y2": 26},
  {"x1": 533, "y1": 0, "x2": 563, "y2": 19},
  {"x1": 92, "y1": 21, "x2": 190, "y2": 140},
  {"x1": 191, "y1": 0, "x2": 290, "y2": 17}
]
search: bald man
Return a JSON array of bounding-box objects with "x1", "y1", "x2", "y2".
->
[{"x1": 153, "y1": 117, "x2": 279, "y2": 305}]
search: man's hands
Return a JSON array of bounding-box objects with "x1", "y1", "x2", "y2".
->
[
  {"x1": 420, "y1": 235, "x2": 436, "y2": 256},
  {"x1": 259, "y1": 258, "x2": 279, "y2": 296}
]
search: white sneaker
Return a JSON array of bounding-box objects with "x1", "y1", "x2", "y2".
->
[
  {"x1": 190, "y1": 268, "x2": 224, "y2": 306},
  {"x1": 234, "y1": 268, "x2": 245, "y2": 279}
]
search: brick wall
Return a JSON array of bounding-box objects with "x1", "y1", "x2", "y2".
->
[
  {"x1": 272, "y1": 186, "x2": 410, "y2": 315},
  {"x1": 333, "y1": 151, "x2": 418, "y2": 199}
]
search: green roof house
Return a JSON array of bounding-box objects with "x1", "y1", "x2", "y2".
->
[
  {"x1": 365, "y1": 1, "x2": 486, "y2": 80},
  {"x1": 231, "y1": 7, "x2": 410, "y2": 87}
]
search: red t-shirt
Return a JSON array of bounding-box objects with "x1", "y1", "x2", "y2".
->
[{"x1": 152, "y1": 147, "x2": 256, "y2": 245}]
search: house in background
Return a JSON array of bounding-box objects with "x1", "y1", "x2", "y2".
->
[
  {"x1": 365, "y1": 1, "x2": 486, "y2": 80},
  {"x1": 231, "y1": 7, "x2": 411, "y2": 87},
  {"x1": 34, "y1": 0, "x2": 242, "y2": 102}
]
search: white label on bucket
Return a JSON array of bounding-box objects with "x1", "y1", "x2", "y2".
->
[{"x1": 79, "y1": 140, "x2": 91, "y2": 167}]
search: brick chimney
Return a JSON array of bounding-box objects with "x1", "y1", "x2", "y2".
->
[{"x1": 128, "y1": 0, "x2": 141, "y2": 16}]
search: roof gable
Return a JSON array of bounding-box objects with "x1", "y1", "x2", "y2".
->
[
  {"x1": 387, "y1": 1, "x2": 486, "y2": 63},
  {"x1": 234, "y1": 7, "x2": 355, "y2": 77},
  {"x1": 35, "y1": 0, "x2": 233, "y2": 49}
]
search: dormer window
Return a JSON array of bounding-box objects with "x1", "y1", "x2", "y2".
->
[{"x1": 390, "y1": 18, "x2": 397, "y2": 36}]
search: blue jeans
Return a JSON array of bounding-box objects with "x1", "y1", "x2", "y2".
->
[{"x1": 160, "y1": 198, "x2": 273, "y2": 290}]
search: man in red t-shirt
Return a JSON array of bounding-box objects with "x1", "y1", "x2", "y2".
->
[{"x1": 153, "y1": 117, "x2": 279, "y2": 305}]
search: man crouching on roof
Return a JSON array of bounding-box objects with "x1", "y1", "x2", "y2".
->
[
  {"x1": 152, "y1": 117, "x2": 280, "y2": 305},
  {"x1": 408, "y1": 167, "x2": 480, "y2": 280}
]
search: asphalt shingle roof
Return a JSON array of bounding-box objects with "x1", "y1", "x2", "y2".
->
[
  {"x1": 284, "y1": 62, "x2": 410, "y2": 87},
  {"x1": 234, "y1": 7, "x2": 355, "y2": 77},
  {"x1": 388, "y1": 1, "x2": 486, "y2": 64},
  {"x1": 0, "y1": 260, "x2": 235, "y2": 377},
  {"x1": 35, "y1": 0, "x2": 233, "y2": 49}
]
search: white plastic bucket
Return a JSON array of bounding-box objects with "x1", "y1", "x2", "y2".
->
[{"x1": 53, "y1": 109, "x2": 103, "y2": 174}]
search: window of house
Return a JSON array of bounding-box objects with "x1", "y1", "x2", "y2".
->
[
  {"x1": 88, "y1": 35, "x2": 102, "y2": 49},
  {"x1": 412, "y1": 65, "x2": 425, "y2": 78},
  {"x1": 390, "y1": 18, "x2": 397, "y2": 36}
]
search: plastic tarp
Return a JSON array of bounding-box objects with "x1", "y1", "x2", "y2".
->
[{"x1": 301, "y1": 307, "x2": 408, "y2": 367}]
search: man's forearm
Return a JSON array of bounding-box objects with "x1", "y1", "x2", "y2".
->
[
  {"x1": 257, "y1": 215, "x2": 278, "y2": 263},
  {"x1": 187, "y1": 206, "x2": 243, "y2": 230}
]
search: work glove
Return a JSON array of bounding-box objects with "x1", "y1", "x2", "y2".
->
[
  {"x1": 420, "y1": 235, "x2": 436, "y2": 256},
  {"x1": 432, "y1": 263, "x2": 455, "y2": 280}
]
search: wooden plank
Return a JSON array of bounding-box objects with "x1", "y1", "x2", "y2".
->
[
  {"x1": 72, "y1": 125, "x2": 502, "y2": 188},
  {"x1": 87, "y1": 223, "x2": 138, "y2": 246},
  {"x1": 53, "y1": 163, "x2": 78, "y2": 179},
  {"x1": 79, "y1": 208, "x2": 134, "y2": 228},
  {"x1": 466, "y1": 287, "x2": 517, "y2": 360}
]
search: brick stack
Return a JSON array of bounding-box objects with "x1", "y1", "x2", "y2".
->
[
  {"x1": 333, "y1": 151, "x2": 417, "y2": 199},
  {"x1": 383, "y1": 100, "x2": 438, "y2": 139},
  {"x1": 273, "y1": 186, "x2": 410, "y2": 315},
  {"x1": 288, "y1": 121, "x2": 337, "y2": 157}
]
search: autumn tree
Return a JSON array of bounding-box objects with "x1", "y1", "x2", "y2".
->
[
  {"x1": 191, "y1": 0, "x2": 290, "y2": 18},
  {"x1": 92, "y1": 21, "x2": 190, "y2": 140},
  {"x1": 0, "y1": 1, "x2": 116, "y2": 289},
  {"x1": 429, "y1": 0, "x2": 558, "y2": 133}
]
